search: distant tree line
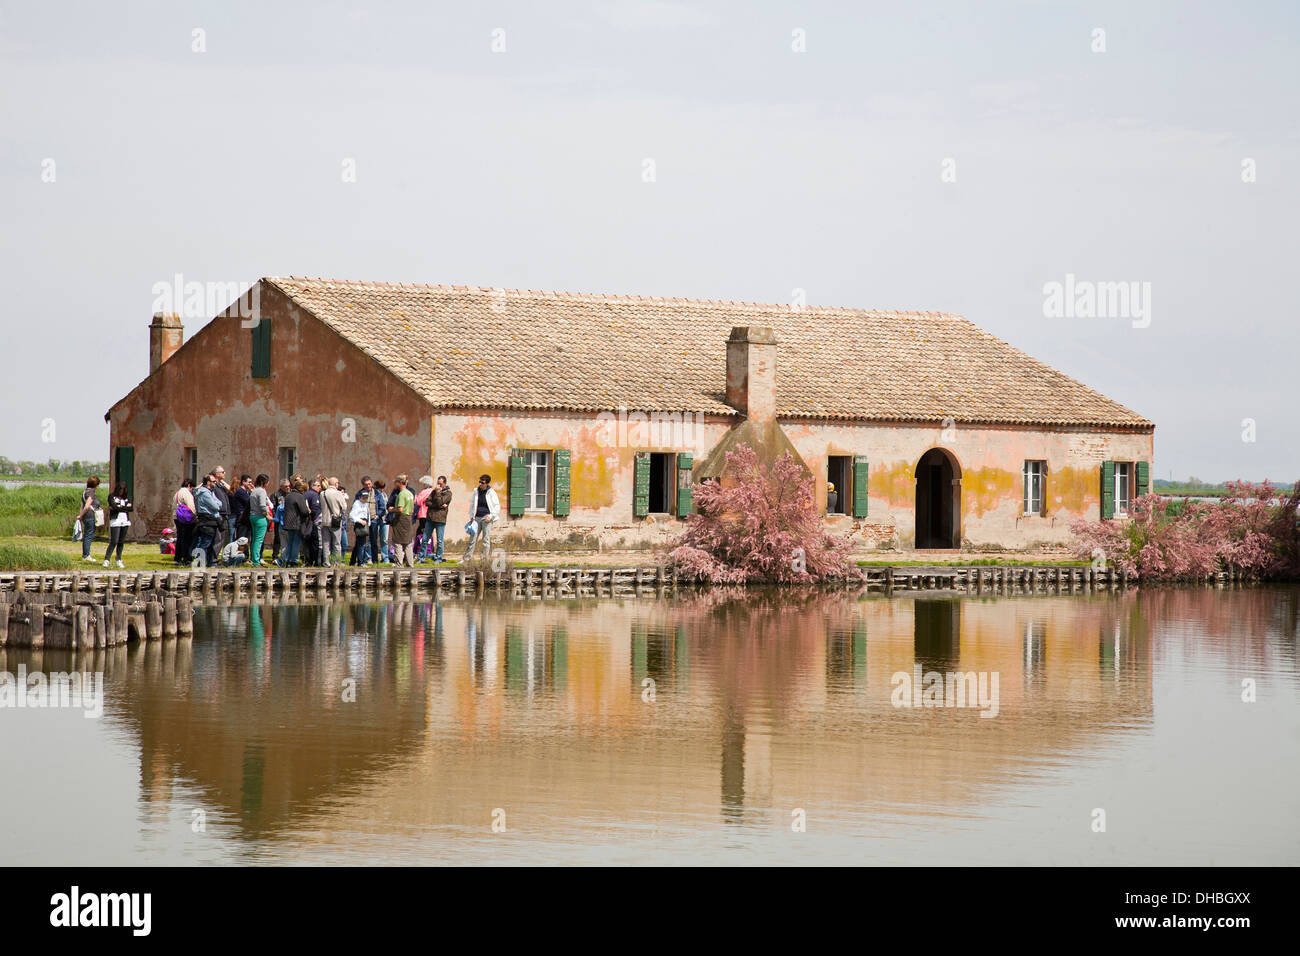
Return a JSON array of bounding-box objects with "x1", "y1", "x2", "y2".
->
[{"x1": 0, "y1": 457, "x2": 109, "y2": 477}]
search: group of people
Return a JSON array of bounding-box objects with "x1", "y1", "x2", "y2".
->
[
  {"x1": 78, "y1": 465, "x2": 504, "y2": 569},
  {"x1": 169, "y1": 468, "x2": 458, "y2": 567}
]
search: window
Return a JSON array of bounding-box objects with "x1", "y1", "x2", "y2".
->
[
  {"x1": 184, "y1": 447, "x2": 198, "y2": 486},
  {"x1": 648, "y1": 452, "x2": 675, "y2": 514},
  {"x1": 251, "y1": 319, "x2": 271, "y2": 379},
  {"x1": 1115, "y1": 461, "x2": 1132, "y2": 516},
  {"x1": 278, "y1": 447, "x2": 297, "y2": 482},
  {"x1": 827, "y1": 456, "x2": 851, "y2": 515},
  {"x1": 523, "y1": 450, "x2": 550, "y2": 513},
  {"x1": 1023, "y1": 460, "x2": 1045, "y2": 515}
]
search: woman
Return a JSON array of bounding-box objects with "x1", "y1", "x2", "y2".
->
[
  {"x1": 173, "y1": 478, "x2": 196, "y2": 566},
  {"x1": 249, "y1": 474, "x2": 271, "y2": 565},
  {"x1": 277, "y1": 477, "x2": 310, "y2": 566},
  {"x1": 76, "y1": 476, "x2": 101, "y2": 562},
  {"x1": 413, "y1": 475, "x2": 434, "y2": 561},
  {"x1": 349, "y1": 489, "x2": 372, "y2": 566},
  {"x1": 103, "y1": 482, "x2": 132, "y2": 568}
]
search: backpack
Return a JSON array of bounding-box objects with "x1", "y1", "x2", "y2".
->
[{"x1": 274, "y1": 500, "x2": 285, "y2": 524}]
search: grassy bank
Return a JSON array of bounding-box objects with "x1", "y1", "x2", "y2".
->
[
  {"x1": 0, "y1": 485, "x2": 85, "y2": 537},
  {"x1": 0, "y1": 542, "x2": 77, "y2": 571}
]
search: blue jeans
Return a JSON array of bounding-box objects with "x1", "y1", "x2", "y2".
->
[
  {"x1": 194, "y1": 527, "x2": 218, "y2": 566},
  {"x1": 80, "y1": 514, "x2": 96, "y2": 558},
  {"x1": 370, "y1": 519, "x2": 387, "y2": 562},
  {"x1": 281, "y1": 529, "x2": 303, "y2": 566},
  {"x1": 432, "y1": 522, "x2": 446, "y2": 561}
]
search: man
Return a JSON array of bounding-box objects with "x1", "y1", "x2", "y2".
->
[
  {"x1": 427, "y1": 475, "x2": 453, "y2": 563},
  {"x1": 359, "y1": 476, "x2": 376, "y2": 563},
  {"x1": 211, "y1": 465, "x2": 234, "y2": 555},
  {"x1": 322, "y1": 477, "x2": 348, "y2": 566},
  {"x1": 193, "y1": 473, "x2": 224, "y2": 566},
  {"x1": 387, "y1": 475, "x2": 416, "y2": 567},
  {"x1": 233, "y1": 474, "x2": 253, "y2": 541},
  {"x1": 270, "y1": 478, "x2": 291, "y2": 561},
  {"x1": 305, "y1": 476, "x2": 323, "y2": 566},
  {"x1": 463, "y1": 473, "x2": 500, "y2": 562}
]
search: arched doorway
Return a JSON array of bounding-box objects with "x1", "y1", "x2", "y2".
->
[{"x1": 915, "y1": 448, "x2": 961, "y2": 549}]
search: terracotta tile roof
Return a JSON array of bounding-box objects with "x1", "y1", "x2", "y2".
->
[{"x1": 266, "y1": 276, "x2": 1152, "y2": 429}]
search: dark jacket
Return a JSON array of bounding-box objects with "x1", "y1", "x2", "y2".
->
[
  {"x1": 282, "y1": 490, "x2": 310, "y2": 531},
  {"x1": 428, "y1": 487, "x2": 453, "y2": 524},
  {"x1": 108, "y1": 496, "x2": 133, "y2": 521},
  {"x1": 305, "y1": 488, "x2": 322, "y2": 523},
  {"x1": 213, "y1": 483, "x2": 232, "y2": 519},
  {"x1": 233, "y1": 487, "x2": 251, "y2": 523}
]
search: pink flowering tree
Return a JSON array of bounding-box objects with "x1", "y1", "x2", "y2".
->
[
  {"x1": 1069, "y1": 481, "x2": 1300, "y2": 580},
  {"x1": 668, "y1": 444, "x2": 855, "y2": 584}
]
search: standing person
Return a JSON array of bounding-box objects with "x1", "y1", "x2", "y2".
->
[
  {"x1": 413, "y1": 476, "x2": 434, "y2": 561},
  {"x1": 193, "y1": 474, "x2": 224, "y2": 566},
  {"x1": 249, "y1": 474, "x2": 271, "y2": 566},
  {"x1": 338, "y1": 483, "x2": 349, "y2": 556},
  {"x1": 173, "y1": 478, "x2": 197, "y2": 566},
  {"x1": 349, "y1": 489, "x2": 372, "y2": 566},
  {"x1": 305, "y1": 476, "x2": 324, "y2": 566},
  {"x1": 322, "y1": 477, "x2": 348, "y2": 566},
  {"x1": 102, "y1": 482, "x2": 132, "y2": 568},
  {"x1": 233, "y1": 474, "x2": 253, "y2": 542},
  {"x1": 463, "y1": 474, "x2": 500, "y2": 561},
  {"x1": 270, "y1": 478, "x2": 290, "y2": 561},
  {"x1": 388, "y1": 475, "x2": 416, "y2": 567},
  {"x1": 212, "y1": 465, "x2": 233, "y2": 556},
  {"x1": 369, "y1": 479, "x2": 388, "y2": 564},
  {"x1": 427, "y1": 475, "x2": 452, "y2": 563},
  {"x1": 76, "y1": 476, "x2": 101, "y2": 562},
  {"x1": 277, "y1": 477, "x2": 310, "y2": 567}
]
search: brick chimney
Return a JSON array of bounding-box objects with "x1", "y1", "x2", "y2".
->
[
  {"x1": 149, "y1": 313, "x2": 183, "y2": 374},
  {"x1": 725, "y1": 326, "x2": 777, "y2": 421}
]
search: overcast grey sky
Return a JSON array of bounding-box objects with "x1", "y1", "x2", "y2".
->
[{"x1": 2, "y1": 0, "x2": 1297, "y2": 482}]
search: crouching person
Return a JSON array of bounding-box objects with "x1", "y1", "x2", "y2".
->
[
  {"x1": 463, "y1": 474, "x2": 500, "y2": 561},
  {"x1": 220, "y1": 536, "x2": 250, "y2": 566}
]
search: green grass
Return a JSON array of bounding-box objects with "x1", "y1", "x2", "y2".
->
[
  {"x1": 0, "y1": 542, "x2": 76, "y2": 571},
  {"x1": 0, "y1": 484, "x2": 86, "y2": 537}
]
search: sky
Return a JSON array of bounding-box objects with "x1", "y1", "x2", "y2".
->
[{"x1": 1, "y1": 0, "x2": 1297, "y2": 482}]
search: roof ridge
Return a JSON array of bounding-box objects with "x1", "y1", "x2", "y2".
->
[{"x1": 264, "y1": 275, "x2": 960, "y2": 318}]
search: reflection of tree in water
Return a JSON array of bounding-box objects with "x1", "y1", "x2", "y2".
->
[{"x1": 664, "y1": 588, "x2": 863, "y2": 824}]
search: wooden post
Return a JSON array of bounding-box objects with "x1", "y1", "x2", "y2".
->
[
  {"x1": 0, "y1": 603, "x2": 9, "y2": 647},
  {"x1": 146, "y1": 601, "x2": 163, "y2": 640},
  {"x1": 75, "y1": 606, "x2": 92, "y2": 651},
  {"x1": 162, "y1": 597, "x2": 177, "y2": 637},
  {"x1": 29, "y1": 607, "x2": 45, "y2": 649},
  {"x1": 93, "y1": 604, "x2": 107, "y2": 648},
  {"x1": 177, "y1": 597, "x2": 193, "y2": 636}
]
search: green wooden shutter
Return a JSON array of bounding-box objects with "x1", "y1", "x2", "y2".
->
[
  {"x1": 675, "y1": 452, "x2": 694, "y2": 517},
  {"x1": 1136, "y1": 460, "x2": 1150, "y2": 498},
  {"x1": 508, "y1": 450, "x2": 526, "y2": 517},
  {"x1": 1101, "y1": 461, "x2": 1115, "y2": 519},
  {"x1": 251, "y1": 319, "x2": 271, "y2": 379},
  {"x1": 852, "y1": 455, "x2": 869, "y2": 518},
  {"x1": 553, "y1": 449, "x2": 571, "y2": 517},
  {"x1": 633, "y1": 452, "x2": 650, "y2": 518},
  {"x1": 114, "y1": 446, "x2": 135, "y2": 501}
]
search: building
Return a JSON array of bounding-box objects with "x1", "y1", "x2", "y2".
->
[{"x1": 106, "y1": 277, "x2": 1154, "y2": 550}]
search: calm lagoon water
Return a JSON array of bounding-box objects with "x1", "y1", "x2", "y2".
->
[{"x1": 2, "y1": 587, "x2": 1297, "y2": 865}]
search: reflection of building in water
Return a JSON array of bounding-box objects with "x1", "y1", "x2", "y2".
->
[{"x1": 95, "y1": 591, "x2": 1171, "y2": 846}]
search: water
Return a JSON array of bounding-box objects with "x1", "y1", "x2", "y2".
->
[{"x1": 1, "y1": 587, "x2": 1297, "y2": 865}]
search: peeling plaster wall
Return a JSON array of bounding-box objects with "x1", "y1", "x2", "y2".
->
[
  {"x1": 435, "y1": 411, "x2": 1151, "y2": 552},
  {"x1": 433, "y1": 409, "x2": 734, "y2": 549},
  {"x1": 108, "y1": 284, "x2": 433, "y2": 539},
  {"x1": 782, "y1": 420, "x2": 1155, "y2": 550}
]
